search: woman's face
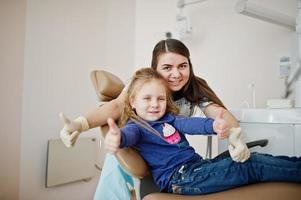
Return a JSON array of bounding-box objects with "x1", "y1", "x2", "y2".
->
[{"x1": 156, "y1": 52, "x2": 190, "y2": 92}]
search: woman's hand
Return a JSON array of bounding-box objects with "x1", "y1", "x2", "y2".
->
[
  {"x1": 213, "y1": 108, "x2": 230, "y2": 139},
  {"x1": 59, "y1": 112, "x2": 89, "y2": 147},
  {"x1": 228, "y1": 127, "x2": 250, "y2": 162},
  {"x1": 104, "y1": 118, "x2": 121, "y2": 153}
]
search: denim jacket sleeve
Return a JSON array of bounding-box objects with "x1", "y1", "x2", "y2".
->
[{"x1": 173, "y1": 116, "x2": 215, "y2": 135}]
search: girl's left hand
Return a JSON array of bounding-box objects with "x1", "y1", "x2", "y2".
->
[
  {"x1": 213, "y1": 108, "x2": 230, "y2": 139},
  {"x1": 104, "y1": 118, "x2": 121, "y2": 153}
]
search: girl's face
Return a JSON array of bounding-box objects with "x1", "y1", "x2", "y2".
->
[
  {"x1": 156, "y1": 52, "x2": 190, "y2": 92},
  {"x1": 130, "y1": 80, "x2": 167, "y2": 121}
]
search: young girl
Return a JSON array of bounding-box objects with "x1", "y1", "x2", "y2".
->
[{"x1": 104, "y1": 68, "x2": 301, "y2": 195}]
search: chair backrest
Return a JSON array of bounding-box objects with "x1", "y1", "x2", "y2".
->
[
  {"x1": 90, "y1": 69, "x2": 150, "y2": 178},
  {"x1": 90, "y1": 70, "x2": 125, "y2": 102}
]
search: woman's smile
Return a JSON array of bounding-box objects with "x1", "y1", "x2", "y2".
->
[
  {"x1": 168, "y1": 79, "x2": 182, "y2": 86},
  {"x1": 156, "y1": 52, "x2": 190, "y2": 92}
]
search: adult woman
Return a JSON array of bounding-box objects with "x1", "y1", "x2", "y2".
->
[{"x1": 60, "y1": 39, "x2": 239, "y2": 199}]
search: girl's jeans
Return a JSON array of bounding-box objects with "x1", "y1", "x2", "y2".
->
[{"x1": 167, "y1": 152, "x2": 301, "y2": 195}]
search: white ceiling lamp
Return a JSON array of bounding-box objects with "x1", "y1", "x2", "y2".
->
[{"x1": 235, "y1": 0, "x2": 296, "y2": 30}]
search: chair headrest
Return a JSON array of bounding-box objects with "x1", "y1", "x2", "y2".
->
[{"x1": 90, "y1": 70, "x2": 125, "y2": 102}]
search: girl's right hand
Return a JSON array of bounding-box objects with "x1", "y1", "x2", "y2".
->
[{"x1": 104, "y1": 118, "x2": 121, "y2": 153}]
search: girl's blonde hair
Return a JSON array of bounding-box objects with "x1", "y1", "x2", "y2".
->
[{"x1": 119, "y1": 68, "x2": 179, "y2": 127}]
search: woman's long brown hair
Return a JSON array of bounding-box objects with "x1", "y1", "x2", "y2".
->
[{"x1": 151, "y1": 39, "x2": 226, "y2": 109}]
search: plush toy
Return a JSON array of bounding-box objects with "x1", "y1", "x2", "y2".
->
[{"x1": 228, "y1": 127, "x2": 250, "y2": 162}]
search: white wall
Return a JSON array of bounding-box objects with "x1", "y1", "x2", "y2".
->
[
  {"x1": 135, "y1": 0, "x2": 298, "y2": 109},
  {"x1": 19, "y1": 0, "x2": 135, "y2": 199},
  {"x1": 0, "y1": 1, "x2": 26, "y2": 199},
  {"x1": 1, "y1": 0, "x2": 298, "y2": 199}
]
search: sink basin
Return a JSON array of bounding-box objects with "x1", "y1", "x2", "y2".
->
[{"x1": 230, "y1": 108, "x2": 301, "y2": 124}]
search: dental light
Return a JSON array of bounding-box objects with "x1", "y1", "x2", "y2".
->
[
  {"x1": 166, "y1": 0, "x2": 208, "y2": 40},
  {"x1": 177, "y1": 0, "x2": 208, "y2": 9},
  {"x1": 235, "y1": 0, "x2": 296, "y2": 30}
]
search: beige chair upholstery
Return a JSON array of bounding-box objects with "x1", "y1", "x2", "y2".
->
[
  {"x1": 91, "y1": 69, "x2": 301, "y2": 200},
  {"x1": 90, "y1": 70, "x2": 125, "y2": 102},
  {"x1": 144, "y1": 182, "x2": 301, "y2": 200}
]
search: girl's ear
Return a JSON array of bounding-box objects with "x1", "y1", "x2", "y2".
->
[{"x1": 129, "y1": 97, "x2": 135, "y2": 109}]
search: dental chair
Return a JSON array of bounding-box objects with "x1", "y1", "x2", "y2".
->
[{"x1": 91, "y1": 69, "x2": 301, "y2": 200}]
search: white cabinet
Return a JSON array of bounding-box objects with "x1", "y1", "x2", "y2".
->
[
  {"x1": 219, "y1": 109, "x2": 301, "y2": 157},
  {"x1": 240, "y1": 123, "x2": 294, "y2": 156},
  {"x1": 294, "y1": 125, "x2": 301, "y2": 156},
  {"x1": 218, "y1": 123, "x2": 296, "y2": 156}
]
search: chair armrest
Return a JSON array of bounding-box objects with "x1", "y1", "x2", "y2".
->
[
  {"x1": 245, "y1": 139, "x2": 268, "y2": 148},
  {"x1": 116, "y1": 148, "x2": 150, "y2": 179},
  {"x1": 216, "y1": 139, "x2": 269, "y2": 159}
]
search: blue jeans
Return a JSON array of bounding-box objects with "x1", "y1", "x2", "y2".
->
[{"x1": 167, "y1": 152, "x2": 301, "y2": 195}]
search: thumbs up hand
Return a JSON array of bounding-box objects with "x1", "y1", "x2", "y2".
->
[
  {"x1": 59, "y1": 112, "x2": 89, "y2": 148},
  {"x1": 213, "y1": 108, "x2": 230, "y2": 139},
  {"x1": 228, "y1": 127, "x2": 250, "y2": 162},
  {"x1": 104, "y1": 118, "x2": 121, "y2": 154}
]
